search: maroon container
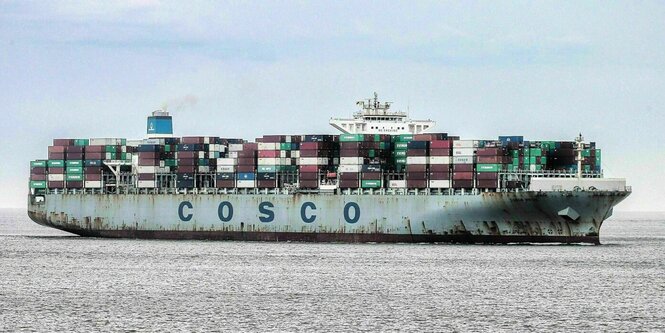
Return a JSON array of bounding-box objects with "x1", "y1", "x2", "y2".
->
[
  {"x1": 301, "y1": 142, "x2": 333, "y2": 150},
  {"x1": 476, "y1": 148, "x2": 506, "y2": 156},
  {"x1": 139, "y1": 158, "x2": 160, "y2": 166},
  {"x1": 48, "y1": 152, "x2": 65, "y2": 160},
  {"x1": 53, "y1": 139, "x2": 74, "y2": 146},
  {"x1": 85, "y1": 174, "x2": 102, "y2": 181},
  {"x1": 340, "y1": 172, "x2": 359, "y2": 180},
  {"x1": 340, "y1": 149, "x2": 369, "y2": 157},
  {"x1": 430, "y1": 140, "x2": 452, "y2": 149},
  {"x1": 406, "y1": 179, "x2": 427, "y2": 188},
  {"x1": 429, "y1": 172, "x2": 450, "y2": 180},
  {"x1": 406, "y1": 149, "x2": 427, "y2": 157},
  {"x1": 452, "y1": 180, "x2": 474, "y2": 188},
  {"x1": 453, "y1": 164, "x2": 474, "y2": 172},
  {"x1": 138, "y1": 173, "x2": 156, "y2": 180},
  {"x1": 177, "y1": 165, "x2": 196, "y2": 173},
  {"x1": 429, "y1": 149, "x2": 451, "y2": 156},
  {"x1": 236, "y1": 151, "x2": 256, "y2": 158},
  {"x1": 176, "y1": 151, "x2": 196, "y2": 159},
  {"x1": 48, "y1": 146, "x2": 67, "y2": 153},
  {"x1": 261, "y1": 135, "x2": 286, "y2": 143},
  {"x1": 429, "y1": 164, "x2": 450, "y2": 172},
  {"x1": 85, "y1": 145, "x2": 105, "y2": 153},
  {"x1": 84, "y1": 167, "x2": 102, "y2": 174},
  {"x1": 67, "y1": 146, "x2": 84, "y2": 153},
  {"x1": 476, "y1": 172, "x2": 499, "y2": 180},
  {"x1": 299, "y1": 172, "x2": 319, "y2": 180},
  {"x1": 257, "y1": 180, "x2": 277, "y2": 188},
  {"x1": 48, "y1": 167, "x2": 64, "y2": 174},
  {"x1": 237, "y1": 157, "x2": 255, "y2": 165},
  {"x1": 299, "y1": 180, "x2": 319, "y2": 188},
  {"x1": 66, "y1": 181, "x2": 83, "y2": 188},
  {"x1": 48, "y1": 181, "x2": 65, "y2": 189},
  {"x1": 216, "y1": 180, "x2": 236, "y2": 188},
  {"x1": 406, "y1": 164, "x2": 427, "y2": 172},
  {"x1": 138, "y1": 151, "x2": 160, "y2": 159},
  {"x1": 30, "y1": 167, "x2": 47, "y2": 175},
  {"x1": 236, "y1": 165, "x2": 256, "y2": 172},
  {"x1": 414, "y1": 133, "x2": 446, "y2": 141},
  {"x1": 242, "y1": 143, "x2": 258, "y2": 150},
  {"x1": 339, "y1": 142, "x2": 361, "y2": 149},
  {"x1": 477, "y1": 156, "x2": 508, "y2": 163},
  {"x1": 453, "y1": 172, "x2": 474, "y2": 180},
  {"x1": 66, "y1": 152, "x2": 83, "y2": 160},
  {"x1": 181, "y1": 136, "x2": 205, "y2": 144},
  {"x1": 85, "y1": 152, "x2": 105, "y2": 159},
  {"x1": 339, "y1": 179, "x2": 359, "y2": 188},
  {"x1": 30, "y1": 174, "x2": 47, "y2": 181},
  {"x1": 258, "y1": 150, "x2": 279, "y2": 158},
  {"x1": 477, "y1": 180, "x2": 498, "y2": 188},
  {"x1": 361, "y1": 172, "x2": 381, "y2": 180},
  {"x1": 300, "y1": 150, "x2": 331, "y2": 157},
  {"x1": 505, "y1": 181, "x2": 523, "y2": 189},
  {"x1": 406, "y1": 172, "x2": 427, "y2": 180}
]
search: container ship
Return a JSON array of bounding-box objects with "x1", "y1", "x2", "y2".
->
[{"x1": 28, "y1": 94, "x2": 630, "y2": 244}]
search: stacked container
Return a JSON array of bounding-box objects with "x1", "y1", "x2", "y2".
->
[
  {"x1": 452, "y1": 140, "x2": 477, "y2": 189},
  {"x1": 428, "y1": 138, "x2": 452, "y2": 188},
  {"x1": 476, "y1": 145, "x2": 509, "y2": 189},
  {"x1": 299, "y1": 135, "x2": 336, "y2": 189},
  {"x1": 29, "y1": 160, "x2": 48, "y2": 190}
]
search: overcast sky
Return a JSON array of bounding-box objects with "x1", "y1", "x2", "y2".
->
[{"x1": 1, "y1": 1, "x2": 663, "y2": 211}]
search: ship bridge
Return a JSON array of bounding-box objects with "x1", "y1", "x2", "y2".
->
[{"x1": 329, "y1": 93, "x2": 435, "y2": 134}]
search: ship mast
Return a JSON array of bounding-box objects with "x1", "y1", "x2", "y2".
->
[{"x1": 575, "y1": 133, "x2": 584, "y2": 178}]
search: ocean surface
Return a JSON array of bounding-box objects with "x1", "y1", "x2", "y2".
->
[{"x1": 1, "y1": 208, "x2": 664, "y2": 332}]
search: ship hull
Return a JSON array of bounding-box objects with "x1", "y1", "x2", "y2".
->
[{"x1": 28, "y1": 191, "x2": 629, "y2": 244}]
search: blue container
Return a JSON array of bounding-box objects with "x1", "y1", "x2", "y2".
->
[
  {"x1": 257, "y1": 172, "x2": 277, "y2": 180},
  {"x1": 216, "y1": 173, "x2": 235, "y2": 180},
  {"x1": 498, "y1": 136, "x2": 524, "y2": 145},
  {"x1": 237, "y1": 172, "x2": 255, "y2": 180},
  {"x1": 137, "y1": 144, "x2": 161, "y2": 152},
  {"x1": 406, "y1": 141, "x2": 429, "y2": 149},
  {"x1": 177, "y1": 144, "x2": 203, "y2": 151},
  {"x1": 84, "y1": 160, "x2": 104, "y2": 167},
  {"x1": 361, "y1": 164, "x2": 382, "y2": 172},
  {"x1": 177, "y1": 173, "x2": 195, "y2": 181},
  {"x1": 176, "y1": 180, "x2": 194, "y2": 188}
]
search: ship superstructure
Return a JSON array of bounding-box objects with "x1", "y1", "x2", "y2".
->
[{"x1": 28, "y1": 94, "x2": 630, "y2": 244}]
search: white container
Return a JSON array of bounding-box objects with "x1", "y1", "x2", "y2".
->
[
  {"x1": 48, "y1": 174, "x2": 64, "y2": 181},
  {"x1": 406, "y1": 156, "x2": 428, "y2": 165},
  {"x1": 452, "y1": 156, "x2": 475, "y2": 164},
  {"x1": 228, "y1": 152, "x2": 239, "y2": 158},
  {"x1": 280, "y1": 150, "x2": 287, "y2": 158},
  {"x1": 429, "y1": 156, "x2": 451, "y2": 165},
  {"x1": 236, "y1": 180, "x2": 256, "y2": 188},
  {"x1": 280, "y1": 157, "x2": 293, "y2": 166},
  {"x1": 137, "y1": 180, "x2": 157, "y2": 188},
  {"x1": 429, "y1": 180, "x2": 452, "y2": 188},
  {"x1": 389, "y1": 180, "x2": 407, "y2": 188},
  {"x1": 453, "y1": 140, "x2": 478, "y2": 148},
  {"x1": 340, "y1": 157, "x2": 364, "y2": 165},
  {"x1": 84, "y1": 181, "x2": 102, "y2": 188},
  {"x1": 198, "y1": 166, "x2": 210, "y2": 173},
  {"x1": 258, "y1": 142, "x2": 277, "y2": 150},
  {"x1": 299, "y1": 157, "x2": 328, "y2": 166},
  {"x1": 257, "y1": 158, "x2": 279, "y2": 165},
  {"x1": 228, "y1": 144, "x2": 244, "y2": 152},
  {"x1": 453, "y1": 148, "x2": 475, "y2": 156},
  {"x1": 127, "y1": 139, "x2": 144, "y2": 147},
  {"x1": 338, "y1": 164, "x2": 361, "y2": 173},
  {"x1": 90, "y1": 138, "x2": 123, "y2": 146},
  {"x1": 217, "y1": 158, "x2": 237, "y2": 166},
  {"x1": 137, "y1": 166, "x2": 158, "y2": 173},
  {"x1": 291, "y1": 151, "x2": 300, "y2": 158},
  {"x1": 216, "y1": 165, "x2": 236, "y2": 173}
]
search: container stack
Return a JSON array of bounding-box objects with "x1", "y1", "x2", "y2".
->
[
  {"x1": 29, "y1": 160, "x2": 48, "y2": 190},
  {"x1": 236, "y1": 142, "x2": 257, "y2": 188},
  {"x1": 405, "y1": 140, "x2": 429, "y2": 189},
  {"x1": 476, "y1": 145, "x2": 509, "y2": 189},
  {"x1": 391, "y1": 134, "x2": 412, "y2": 173},
  {"x1": 428, "y1": 138, "x2": 452, "y2": 189},
  {"x1": 337, "y1": 134, "x2": 389, "y2": 189},
  {"x1": 452, "y1": 140, "x2": 478, "y2": 189},
  {"x1": 299, "y1": 136, "x2": 335, "y2": 189},
  {"x1": 256, "y1": 135, "x2": 300, "y2": 188},
  {"x1": 137, "y1": 144, "x2": 162, "y2": 188}
]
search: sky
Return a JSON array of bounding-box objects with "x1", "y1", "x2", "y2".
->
[{"x1": 1, "y1": 0, "x2": 663, "y2": 211}]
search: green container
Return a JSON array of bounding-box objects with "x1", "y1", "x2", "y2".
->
[
  {"x1": 379, "y1": 142, "x2": 391, "y2": 150},
  {"x1": 105, "y1": 145, "x2": 117, "y2": 153},
  {"x1": 66, "y1": 160, "x2": 83, "y2": 167},
  {"x1": 394, "y1": 157, "x2": 407, "y2": 164},
  {"x1": 164, "y1": 159, "x2": 177, "y2": 167},
  {"x1": 66, "y1": 166, "x2": 83, "y2": 174},
  {"x1": 164, "y1": 145, "x2": 172, "y2": 152},
  {"x1": 540, "y1": 156, "x2": 547, "y2": 164},
  {"x1": 534, "y1": 165, "x2": 543, "y2": 171},
  {"x1": 395, "y1": 134, "x2": 413, "y2": 142},
  {"x1": 529, "y1": 156, "x2": 538, "y2": 164},
  {"x1": 541, "y1": 141, "x2": 556, "y2": 152},
  {"x1": 361, "y1": 180, "x2": 382, "y2": 188},
  {"x1": 512, "y1": 157, "x2": 520, "y2": 165},
  {"x1": 529, "y1": 148, "x2": 542, "y2": 157},
  {"x1": 477, "y1": 164, "x2": 502, "y2": 172},
  {"x1": 595, "y1": 155, "x2": 601, "y2": 165},
  {"x1": 29, "y1": 181, "x2": 47, "y2": 189},
  {"x1": 66, "y1": 174, "x2": 83, "y2": 181},
  {"x1": 280, "y1": 143, "x2": 292, "y2": 151},
  {"x1": 258, "y1": 165, "x2": 277, "y2": 173},
  {"x1": 31, "y1": 160, "x2": 47, "y2": 168},
  {"x1": 511, "y1": 150, "x2": 520, "y2": 157},
  {"x1": 198, "y1": 158, "x2": 209, "y2": 166},
  {"x1": 394, "y1": 142, "x2": 408, "y2": 150},
  {"x1": 595, "y1": 149, "x2": 602, "y2": 158},
  {"x1": 47, "y1": 160, "x2": 65, "y2": 168},
  {"x1": 393, "y1": 150, "x2": 407, "y2": 157},
  {"x1": 507, "y1": 165, "x2": 519, "y2": 171},
  {"x1": 368, "y1": 149, "x2": 376, "y2": 158},
  {"x1": 582, "y1": 149, "x2": 591, "y2": 157},
  {"x1": 121, "y1": 152, "x2": 128, "y2": 160},
  {"x1": 73, "y1": 139, "x2": 89, "y2": 146},
  {"x1": 339, "y1": 134, "x2": 365, "y2": 142}
]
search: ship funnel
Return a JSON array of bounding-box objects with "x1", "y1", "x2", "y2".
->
[{"x1": 147, "y1": 110, "x2": 174, "y2": 138}]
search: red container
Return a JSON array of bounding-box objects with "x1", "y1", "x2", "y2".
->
[
  {"x1": 299, "y1": 172, "x2": 319, "y2": 180},
  {"x1": 216, "y1": 180, "x2": 236, "y2": 188},
  {"x1": 138, "y1": 173, "x2": 156, "y2": 180},
  {"x1": 414, "y1": 133, "x2": 446, "y2": 141},
  {"x1": 340, "y1": 142, "x2": 361, "y2": 149},
  {"x1": 476, "y1": 172, "x2": 499, "y2": 180},
  {"x1": 258, "y1": 150, "x2": 279, "y2": 158},
  {"x1": 260, "y1": 135, "x2": 286, "y2": 143},
  {"x1": 453, "y1": 164, "x2": 474, "y2": 172},
  {"x1": 84, "y1": 167, "x2": 102, "y2": 174},
  {"x1": 177, "y1": 165, "x2": 196, "y2": 173},
  {"x1": 84, "y1": 174, "x2": 102, "y2": 181},
  {"x1": 139, "y1": 158, "x2": 160, "y2": 166},
  {"x1": 406, "y1": 164, "x2": 427, "y2": 172},
  {"x1": 339, "y1": 179, "x2": 359, "y2": 188},
  {"x1": 48, "y1": 152, "x2": 65, "y2": 160},
  {"x1": 340, "y1": 149, "x2": 369, "y2": 157},
  {"x1": 406, "y1": 172, "x2": 427, "y2": 180},
  {"x1": 300, "y1": 150, "x2": 330, "y2": 157},
  {"x1": 406, "y1": 179, "x2": 427, "y2": 188},
  {"x1": 177, "y1": 151, "x2": 196, "y2": 158},
  {"x1": 30, "y1": 167, "x2": 47, "y2": 175},
  {"x1": 67, "y1": 146, "x2": 84, "y2": 153},
  {"x1": 236, "y1": 165, "x2": 256, "y2": 172},
  {"x1": 299, "y1": 165, "x2": 319, "y2": 172},
  {"x1": 452, "y1": 180, "x2": 474, "y2": 188},
  {"x1": 85, "y1": 145, "x2": 105, "y2": 153},
  {"x1": 477, "y1": 156, "x2": 508, "y2": 163},
  {"x1": 48, "y1": 181, "x2": 65, "y2": 188},
  {"x1": 429, "y1": 149, "x2": 451, "y2": 156},
  {"x1": 48, "y1": 167, "x2": 64, "y2": 174},
  {"x1": 340, "y1": 172, "x2": 359, "y2": 180},
  {"x1": 181, "y1": 136, "x2": 205, "y2": 144},
  {"x1": 242, "y1": 143, "x2": 258, "y2": 150},
  {"x1": 429, "y1": 164, "x2": 450, "y2": 172},
  {"x1": 300, "y1": 142, "x2": 333, "y2": 150},
  {"x1": 299, "y1": 180, "x2": 319, "y2": 188},
  {"x1": 237, "y1": 158, "x2": 255, "y2": 165},
  {"x1": 66, "y1": 181, "x2": 83, "y2": 188},
  {"x1": 138, "y1": 152, "x2": 160, "y2": 159},
  {"x1": 477, "y1": 180, "x2": 498, "y2": 188},
  {"x1": 430, "y1": 140, "x2": 452, "y2": 149},
  {"x1": 84, "y1": 152, "x2": 104, "y2": 159},
  {"x1": 53, "y1": 139, "x2": 74, "y2": 146},
  {"x1": 361, "y1": 172, "x2": 381, "y2": 180},
  {"x1": 476, "y1": 148, "x2": 506, "y2": 156},
  {"x1": 429, "y1": 172, "x2": 450, "y2": 180},
  {"x1": 453, "y1": 172, "x2": 474, "y2": 180},
  {"x1": 257, "y1": 180, "x2": 277, "y2": 188},
  {"x1": 48, "y1": 146, "x2": 66, "y2": 153},
  {"x1": 236, "y1": 151, "x2": 256, "y2": 158},
  {"x1": 30, "y1": 174, "x2": 47, "y2": 181},
  {"x1": 406, "y1": 149, "x2": 427, "y2": 157},
  {"x1": 66, "y1": 152, "x2": 83, "y2": 160}
]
